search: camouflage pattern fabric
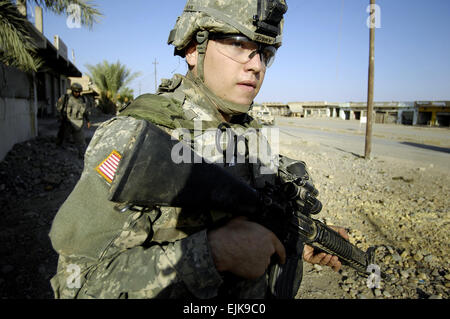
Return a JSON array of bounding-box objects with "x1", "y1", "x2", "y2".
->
[
  {"x1": 49, "y1": 0, "x2": 292, "y2": 299},
  {"x1": 168, "y1": 0, "x2": 286, "y2": 53},
  {"x1": 49, "y1": 116, "x2": 223, "y2": 298},
  {"x1": 56, "y1": 120, "x2": 86, "y2": 157},
  {"x1": 56, "y1": 94, "x2": 89, "y2": 157},
  {"x1": 57, "y1": 94, "x2": 89, "y2": 130},
  {"x1": 49, "y1": 73, "x2": 281, "y2": 299}
]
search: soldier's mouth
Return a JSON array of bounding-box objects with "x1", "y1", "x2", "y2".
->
[
  {"x1": 237, "y1": 81, "x2": 257, "y2": 88},
  {"x1": 237, "y1": 81, "x2": 257, "y2": 92}
]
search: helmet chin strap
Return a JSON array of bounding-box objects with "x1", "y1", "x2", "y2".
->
[
  {"x1": 195, "y1": 30, "x2": 209, "y2": 82},
  {"x1": 190, "y1": 30, "x2": 252, "y2": 117}
]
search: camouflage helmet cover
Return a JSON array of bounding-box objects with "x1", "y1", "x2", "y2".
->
[
  {"x1": 168, "y1": 0, "x2": 288, "y2": 57},
  {"x1": 71, "y1": 82, "x2": 83, "y2": 92}
]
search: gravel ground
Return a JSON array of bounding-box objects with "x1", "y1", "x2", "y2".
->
[
  {"x1": 0, "y1": 135, "x2": 84, "y2": 299},
  {"x1": 0, "y1": 116, "x2": 448, "y2": 299},
  {"x1": 280, "y1": 134, "x2": 450, "y2": 299}
]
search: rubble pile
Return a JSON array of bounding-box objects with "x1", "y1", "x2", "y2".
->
[
  {"x1": 0, "y1": 137, "x2": 83, "y2": 205},
  {"x1": 0, "y1": 136, "x2": 84, "y2": 299},
  {"x1": 281, "y1": 139, "x2": 450, "y2": 299}
]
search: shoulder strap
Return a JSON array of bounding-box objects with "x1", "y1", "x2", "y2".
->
[
  {"x1": 119, "y1": 92, "x2": 259, "y2": 132},
  {"x1": 118, "y1": 93, "x2": 196, "y2": 130}
]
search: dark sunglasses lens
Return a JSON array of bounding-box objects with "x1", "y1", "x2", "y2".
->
[{"x1": 262, "y1": 46, "x2": 276, "y2": 68}]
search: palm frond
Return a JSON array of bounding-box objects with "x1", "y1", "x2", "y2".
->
[
  {"x1": 0, "y1": 0, "x2": 102, "y2": 73},
  {"x1": 0, "y1": 0, "x2": 42, "y2": 72},
  {"x1": 32, "y1": 0, "x2": 103, "y2": 28},
  {"x1": 85, "y1": 60, "x2": 140, "y2": 99},
  {"x1": 85, "y1": 60, "x2": 141, "y2": 109}
]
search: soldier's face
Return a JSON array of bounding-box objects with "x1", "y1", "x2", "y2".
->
[
  {"x1": 73, "y1": 91, "x2": 81, "y2": 98},
  {"x1": 187, "y1": 40, "x2": 266, "y2": 106}
]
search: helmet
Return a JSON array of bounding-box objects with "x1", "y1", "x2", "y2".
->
[
  {"x1": 168, "y1": 0, "x2": 288, "y2": 57},
  {"x1": 71, "y1": 82, "x2": 83, "y2": 93}
]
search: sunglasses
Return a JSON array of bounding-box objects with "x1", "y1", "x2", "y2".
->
[{"x1": 209, "y1": 34, "x2": 277, "y2": 68}]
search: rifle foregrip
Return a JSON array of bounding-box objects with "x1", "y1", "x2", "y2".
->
[{"x1": 311, "y1": 221, "x2": 370, "y2": 274}]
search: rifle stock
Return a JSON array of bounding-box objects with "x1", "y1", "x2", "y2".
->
[{"x1": 109, "y1": 120, "x2": 260, "y2": 215}]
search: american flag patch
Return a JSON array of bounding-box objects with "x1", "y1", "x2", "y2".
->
[{"x1": 95, "y1": 150, "x2": 122, "y2": 184}]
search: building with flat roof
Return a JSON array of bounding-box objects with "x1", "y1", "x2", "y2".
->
[
  {"x1": 262, "y1": 102, "x2": 290, "y2": 116},
  {"x1": 415, "y1": 101, "x2": 450, "y2": 126},
  {"x1": 260, "y1": 100, "x2": 450, "y2": 127}
]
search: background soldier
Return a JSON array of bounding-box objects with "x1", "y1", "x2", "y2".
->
[
  {"x1": 49, "y1": 0, "x2": 347, "y2": 299},
  {"x1": 56, "y1": 82, "x2": 91, "y2": 159}
]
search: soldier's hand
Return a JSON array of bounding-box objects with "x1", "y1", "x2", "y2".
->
[
  {"x1": 303, "y1": 225, "x2": 349, "y2": 272},
  {"x1": 208, "y1": 216, "x2": 286, "y2": 279},
  {"x1": 87, "y1": 122, "x2": 91, "y2": 129}
]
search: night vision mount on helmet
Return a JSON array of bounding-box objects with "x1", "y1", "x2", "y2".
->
[{"x1": 253, "y1": 0, "x2": 288, "y2": 37}]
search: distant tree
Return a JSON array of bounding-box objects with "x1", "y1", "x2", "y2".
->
[
  {"x1": 85, "y1": 60, "x2": 141, "y2": 114},
  {"x1": 117, "y1": 87, "x2": 135, "y2": 106},
  {"x1": 0, "y1": 0, "x2": 102, "y2": 72}
]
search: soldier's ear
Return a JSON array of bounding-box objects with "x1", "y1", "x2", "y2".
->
[{"x1": 185, "y1": 42, "x2": 198, "y2": 70}]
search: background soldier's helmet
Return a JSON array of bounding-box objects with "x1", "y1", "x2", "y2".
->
[
  {"x1": 71, "y1": 82, "x2": 83, "y2": 93},
  {"x1": 168, "y1": 0, "x2": 288, "y2": 57}
]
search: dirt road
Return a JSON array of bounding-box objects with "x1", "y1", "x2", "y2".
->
[{"x1": 276, "y1": 117, "x2": 450, "y2": 170}]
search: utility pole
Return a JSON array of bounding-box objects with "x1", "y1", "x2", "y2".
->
[
  {"x1": 365, "y1": 0, "x2": 376, "y2": 160},
  {"x1": 152, "y1": 58, "x2": 159, "y2": 93}
]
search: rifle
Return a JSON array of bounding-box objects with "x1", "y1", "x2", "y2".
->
[
  {"x1": 108, "y1": 120, "x2": 387, "y2": 298},
  {"x1": 57, "y1": 94, "x2": 69, "y2": 122}
]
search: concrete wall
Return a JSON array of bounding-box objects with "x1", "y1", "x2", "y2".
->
[
  {"x1": 0, "y1": 61, "x2": 72, "y2": 161},
  {"x1": 303, "y1": 108, "x2": 329, "y2": 118},
  {"x1": 0, "y1": 64, "x2": 37, "y2": 161}
]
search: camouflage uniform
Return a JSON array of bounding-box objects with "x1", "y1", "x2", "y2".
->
[
  {"x1": 49, "y1": 72, "x2": 282, "y2": 298},
  {"x1": 49, "y1": 0, "x2": 295, "y2": 299},
  {"x1": 56, "y1": 93, "x2": 90, "y2": 158}
]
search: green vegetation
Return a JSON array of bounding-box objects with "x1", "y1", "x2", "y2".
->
[
  {"x1": 0, "y1": 0, "x2": 102, "y2": 72},
  {"x1": 85, "y1": 60, "x2": 141, "y2": 114}
]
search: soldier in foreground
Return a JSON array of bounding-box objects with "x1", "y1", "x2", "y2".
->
[
  {"x1": 56, "y1": 82, "x2": 91, "y2": 159},
  {"x1": 49, "y1": 0, "x2": 347, "y2": 298}
]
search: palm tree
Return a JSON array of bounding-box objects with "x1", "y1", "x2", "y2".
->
[
  {"x1": 0, "y1": 0, "x2": 102, "y2": 72},
  {"x1": 117, "y1": 86, "x2": 135, "y2": 105},
  {"x1": 85, "y1": 60, "x2": 141, "y2": 114}
]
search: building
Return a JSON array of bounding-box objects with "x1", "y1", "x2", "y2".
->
[
  {"x1": 262, "y1": 102, "x2": 290, "y2": 116},
  {"x1": 415, "y1": 101, "x2": 450, "y2": 126},
  {"x1": 341, "y1": 102, "x2": 414, "y2": 124},
  {"x1": 296, "y1": 101, "x2": 334, "y2": 118},
  {"x1": 0, "y1": 4, "x2": 82, "y2": 161},
  {"x1": 260, "y1": 100, "x2": 450, "y2": 127},
  {"x1": 286, "y1": 102, "x2": 303, "y2": 117}
]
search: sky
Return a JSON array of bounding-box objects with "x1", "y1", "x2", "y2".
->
[{"x1": 25, "y1": 0, "x2": 450, "y2": 104}]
